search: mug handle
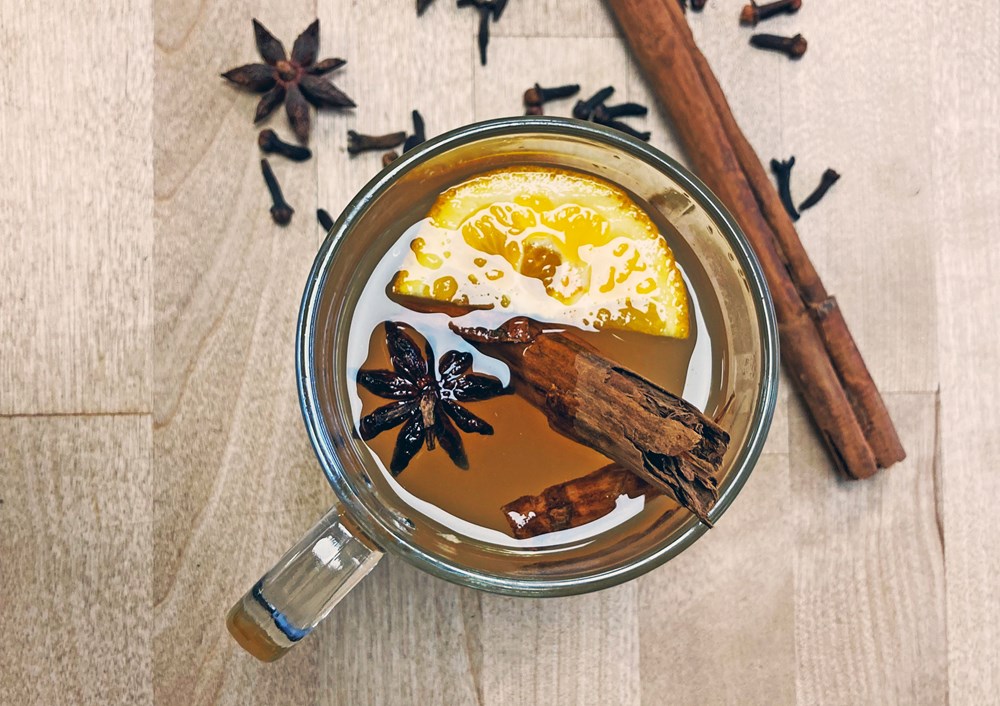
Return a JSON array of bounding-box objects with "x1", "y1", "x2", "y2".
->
[{"x1": 226, "y1": 506, "x2": 383, "y2": 661}]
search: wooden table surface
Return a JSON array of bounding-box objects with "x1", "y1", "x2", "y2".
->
[{"x1": 1, "y1": 0, "x2": 997, "y2": 704}]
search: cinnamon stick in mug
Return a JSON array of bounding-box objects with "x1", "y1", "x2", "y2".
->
[{"x1": 453, "y1": 318, "x2": 729, "y2": 524}]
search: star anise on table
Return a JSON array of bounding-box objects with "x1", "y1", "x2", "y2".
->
[
  {"x1": 221, "y1": 19, "x2": 355, "y2": 144},
  {"x1": 358, "y1": 322, "x2": 509, "y2": 475}
]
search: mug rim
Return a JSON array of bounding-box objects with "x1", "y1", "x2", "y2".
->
[{"x1": 297, "y1": 116, "x2": 779, "y2": 596}]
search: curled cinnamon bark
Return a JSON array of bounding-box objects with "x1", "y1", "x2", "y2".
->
[
  {"x1": 503, "y1": 464, "x2": 661, "y2": 539},
  {"x1": 453, "y1": 318, "x2": 729, "y2": 524}
]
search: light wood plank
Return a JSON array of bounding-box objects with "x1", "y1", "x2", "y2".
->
[
  {"x1": 481, "y1": 586, "x2": 641, "y2": 706},
  {"x1": 319, "y1": 559, "x2": 484, "y2": 705},
  {"x1": 637, "y1": 453, "x2": 795, "y2": 705},
  {"x1": 930, "y1": 0, "x2": 1000, "y2": 700},
  {"x1": 474, "y1": 36, "x2": 632, "y2": 122},
  {"x1": 0, "y1": 0, "x2": 152, "y2": 414},
  {"x1": 781, "y1": 4, "x2": 936, "y2": 393},
  {"x1": 489, "y1": 0, "x2": 617, "y2": 39},
  {"x1": 316, "y1": 0, "x2": 475, "y2": 224},
  {"x1": 0, "y1": 416, "x2": 152, "y2": 705},
  {"x1": 791, "y1": 392, "x2": 946, "y2": 704},
  {"x1": 153, "y1": 3, "x2": 331, "y2": 704}
]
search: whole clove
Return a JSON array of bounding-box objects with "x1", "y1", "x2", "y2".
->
[
  {"x1": 403, "y1": 110, "x2": 426, "y2": 152},
  {"x1": 525, "y1": 104, "x2": 544, "y2": 115},
  {"x1": 382, "y1": 151, "x2": 399, "y2": 168},
  {"x1": 798, "y1": 169, "x2": 841, "y2": 211},
  {"x1": 740, "y1": 0, "x2": 801, "y2": 27},
  {"x1": 347, "y1": 130, "x2": 407, "y2": 154},
  {"x1": 317, "y1": 208, "x2": 334, "y2": 231},
  {"x1": 457, "y1": 0, "x2": 501, "y2": 66},
  {"x1": 476, "y1": 4, "x2": 491, "y2": 65},
  {"x1": 572, "y1": 86, "x2": 615, "y2": 120},
  {"x1": 594, "y1": 116, "x2": 651, "y2": 142},
  {"x1": 261, "y1": 159, "x2": 293, "y2": 226},
  {"x1": 523, "y1": 83, "x2": 581, "y2": 108},
  {"x1": 417, "y1": 0, "x2": 435, "y2": 15},
  {"x1": 749, "y1": 33, "x2": 808, "y2": 59},
  {"x1": 770, "y1": 157, "x2": 799, "y2": 221},
  {"x1": 593, "y1": 102, "x2": 648, "y2": 120},
  {"x1": 258, "y1": 129, "x2": 312, "y2": 162}
]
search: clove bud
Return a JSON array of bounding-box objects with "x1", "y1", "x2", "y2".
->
[
  {"x1": 798, "y1": 169, "x2": 840, "y2": 211},
  {"x1": 740, "y1": 0, "x2": 801, "y2": 27},
  {"x1": 749, "y1": 33, "x2": 808, "y2": 59},
  {"x1": 593, "y1": 102, "x2": 648, "y2": 121},
  {"x1": 403, "y1": 110, "x2": 426, "y2": 152},
  {"x1": 261, "y1": 159, "x2": 293, "y2": 226},
  {"x1": 347, "y1": 130, "x2": 407, "y2": 155},
  {"x1": 317, "y1": 208, "x2": 334, "y2": 232},
  {"x1": 770, "y1": 157, "x2": 799, "y2": 221},
  {"x1": 524, "y1": 83, "x2": 581, "y2": 107},
  {"x1": 572, "y1": 86, "x2": 615, "y2": 120},
  {"x1": 258, "y1": 129, "x2": 312, "y2": 162}
]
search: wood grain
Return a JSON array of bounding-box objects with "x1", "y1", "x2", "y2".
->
[
  {"x1": 791, "y1": 393, "x2": 946, "y2": 704},
  {"x1": 4, "y1": 0, "x2": 1000, "y2": 703},
  {"x1": 319, "y1": 560, "x2": 484, "y2": 705},
  {"x1": 0, "y1": 416, "x2": 152, "y2": 705},
  {"x1": 152, "y1": 3, "x2": 332, "y2": 704},
  {"x1": 480, "y1": 585, "x2": 641, "y2": 706},
  {"x1": 0, "y1": 0, "x2": 152, "y2": 414},
  {"x1": 781, "y1": 4, "x2": 936, "y2": 394},
  {"x1": 931, "y1": 0, "x2": 1000, "y2": 700},
  {"x1": 638, "y1": 452, "x2": 795, "y2": 705}
]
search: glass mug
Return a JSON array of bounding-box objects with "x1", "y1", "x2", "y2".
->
[{"x1": 227, "y1": 117, "x2": 779, "y2": 661}]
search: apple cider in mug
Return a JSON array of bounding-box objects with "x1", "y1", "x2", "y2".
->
[{"x1": 348, "y1": 166, "x2": 732, "y2": 544}]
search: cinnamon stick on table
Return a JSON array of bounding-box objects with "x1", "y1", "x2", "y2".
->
[
  {"x1": 606, "y1": 0, "x2": 904, "y2": 478},
  {"x1": 453, "y1": 318, "x2": 730, "y2": 524},
  {"x1": 503, "y1": 464, "x2": 661, "y2": 539}
]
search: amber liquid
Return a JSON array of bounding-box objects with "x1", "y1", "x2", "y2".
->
[{"x1": 346, "y1": 184, "x2": 729, "y2": 545}]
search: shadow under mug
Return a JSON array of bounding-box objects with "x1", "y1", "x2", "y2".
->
[{"x1": 227, "y1": 117, "x2": 779, "y2": 661}]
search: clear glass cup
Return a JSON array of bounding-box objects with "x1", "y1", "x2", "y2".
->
[{"x1": 227, "y1": 117, "x2": 779, "y2": 661}]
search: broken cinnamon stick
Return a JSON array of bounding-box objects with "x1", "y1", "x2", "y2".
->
[
  {"x1": 503, "y1": 464, "x2": 661, "y2": 539},
  {"x1": 606, "y1": 0, "x2": 904, "y2": 478},
  {"x1": 453, "y1": 318, "x2": 730, "y2": 524}
]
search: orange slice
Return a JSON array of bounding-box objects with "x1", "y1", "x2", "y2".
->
[{"x1": 392, "y1": 166, "x2": 689, "y2": 338}]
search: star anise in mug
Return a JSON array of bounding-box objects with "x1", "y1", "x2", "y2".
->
[
  {"x1": 357, "y1": 322, "x2": 508, "y2": 475},
  {"x1": 221, "y1": 19, "x2": 355, "y2": 143}
]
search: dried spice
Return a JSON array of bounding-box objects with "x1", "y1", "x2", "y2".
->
[
  {"x1": 740, "y1": 0, "x2": 801, "y2": 27},
  {"x1": 457, "y1": 0, "x2": 508, "y2": 66},
  {"x1": 770, "y1": 157, "x2": 799, "y2": 221},
  {"x1": 260, "y1": 159, "x2": 293, "y2": 225},
  {"x1": 749, "y1": 33, "x2": 808, "y2": 58},
  {"x1": 799, "y1": 168, "x2": 841, "y2": 211},
  {"x1": 258, "y1": 129, "x2": 312, "y2": 161},
  {"x1": 382, "y1": 151, "x2": 400, "y2": 168},
  {"x1": 222, "y1": 19, "x2": 355, "y2": 143},
  {"x1": 358, "y1": 322, "x2": 508, "y2": 474},
  {"x1": 403, "y1": 110, "x2": 427, "y2": 152},
  {"x1": 347, "y1": 130, "x2": 407, "y2": 154},
  {"x1": 502, "y1": 464, "x2": 663, "y2": 539},
  {"x1": 453, "y1": 318, "x2": 729, "y2": 523},
  {"x1": 417, "y1": 0, "x2": 436, "y2": 15},
  {"x1": 317, "y1": 208, "x2": 334, "y2": 231},
  {"x1": 572, "y1": 86, "x2": 615, "y2": 120},
  {"x1": 523, "y1": 83, "x2": 580, "y2": 111},
  {"x1": 607, "y1": 0, "x2": 904, "y2": 478}
]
